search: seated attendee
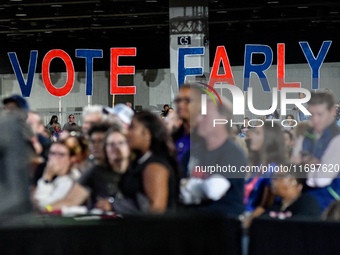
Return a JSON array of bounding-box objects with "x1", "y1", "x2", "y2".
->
[
  {"x1": 117, "y1": 111, "x2": 179, "y2": 214},
  {"x1": 87, "y1": 123, "x2": 112, "y2": 164},
  {"x1": 172, "y1": 85, "x2": 193, "y2": 164},
  {"x1": 161, "y1": 104, "x2": 170, "y2": 118},
  {"x1": 34, "y1": 127, "x2": 87, "y2": 187},
  {"x1": 103, "y1": 104, "x2": 134, "y2": 129},
  {"x1": 292, "y1": 92, "x2": 340, "y2": 210},
  {"x1": 180, "y1": 95, "x2": 247, "y2": 217},
  {"x1": 3, "y1": 94, "x2": 29, "y2": 114},
  {"x1": 28, "y1": 111, "x2": 52, "y2": 186},
  {"x1": 52, "y1": 123, "x2": 62, "y2": 141},
  {"x1": 125, "y1": 102, "x2": 134, "y2": 112},
  {"x1": 283, "y1": 130, "x2": 294, "y2": 158},
  {"x1": 262, "y1": 171, "x2": 321, "y2": 220},
  {"x1": 46, "y1": 115, "x2": 60, "y2": 131},
  {"x1": 82, "y1": 105, "x2": 105, "y2": 135},
  {"x1": 27, "y1": 111, "x2": 51, "y2": 159},
  {"x1": 283, "y1": 114, "x2": 296, "y2": 131},
  {"x1": 34, "y1": 140, "x2": 81, "y2": 210},
  {"x1": 336, "y1": 101, "x2": 340, "y2": 127},
  {"x1": 63, "y1": 134, "x2": 90, "y2": 173},
  {"x1": 63, "y1": 114, "x2": 77, "y2": 130},
  {"x1": 243, "y1": 122, "x2": 286, "y2": 226},
  {"x1": 46, "y1": 124, "x2": 129, "y2": 211},
  {"x1": 173, "y1": 84, "x2": 203, "y2": 177}
]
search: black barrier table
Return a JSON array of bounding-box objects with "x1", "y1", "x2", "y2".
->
[
  {"x1": 0, "y1": 214, "x2": 242, "y2": 255},
  {"x1": 249, "y1": 218, "x2": 340, "y2": 255}
]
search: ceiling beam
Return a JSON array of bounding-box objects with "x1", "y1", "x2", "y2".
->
[{"x1": 0, "y1": 22, "x2": 168, "y2": 34}]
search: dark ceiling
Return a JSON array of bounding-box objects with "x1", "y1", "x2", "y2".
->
[
  {"x1": 0, "y1": 0, "x2": 169, "y2": 44},
  {"x1": 2, "y1": 0, "x2": 340, "y2": 43},
  {"x1": 1, "y1": 0, "x2": 340, "y2": 72}
]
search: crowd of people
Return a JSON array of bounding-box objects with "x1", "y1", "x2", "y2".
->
[{"x1": 1, "y1": 85, "x2": 340, "y2": 226}]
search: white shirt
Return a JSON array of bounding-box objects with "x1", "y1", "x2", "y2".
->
[
  {"x1": 293, "y1": 134, "x2": 340, "y2": 187},
  {"x1": 34, "y1": 168, "x2": 81, "y2": 209}
]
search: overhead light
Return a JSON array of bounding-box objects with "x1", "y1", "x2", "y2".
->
[
  {"x1": 146, "y1": 0, "x2": 157, "y2": 2},
  {"x1": 15, "y1": 13, "x2": 27, "y2": 17},
  {"x1": 297, "y1": 6, "x2": 308, "y2": 9},
  {"x1": 10, "y1": 0, "x2": 23, "y2": 2},
  {"x1": 330, "y1": 11, "x2": 339, "y2": 14},
  {"x1": 7, "y1": 34, "x2": 21, "y2": 36},
  {"x1": 267, "y1": 1, "x2": 279, "y2": 3},
  {"x1": 44, "y1": 31, "x2": 53, "y2": 34},
  {"x1": 216, "y1": 10, "x2": 227, "y2": 13},
  {"x1": 51, "y1": 4, "x2": 62, "y2": 8}
]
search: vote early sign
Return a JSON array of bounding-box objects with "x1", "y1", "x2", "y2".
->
[{"x1": 8, "y1": 41, "x2": 331, "y2": 98}]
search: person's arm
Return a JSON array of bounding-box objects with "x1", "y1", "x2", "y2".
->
[
  {"x1": 180, "y1": 174, "x2": 231, "y2": 205},
  {"x1": 307, "y1": 135, "x2": 340, "y2": 187},
  {"x1": 142, "y1": 163, "x2": 169, "y2": 213},
  {"x1": 35, "y1": 177, "x2": 75, "y2": 209},
  {"x1": 259, "y1": 185, "x2": 275, "y2": 208},
  {"x1": 34, "y1": 161, "x2": 58, "y2": 208},
  {"x1": 244, "y1": 185, "x2": 275, "y2": 228},
  {"x1": 291, "y1": 136, "x2": 304, "y2": 164},
  {"x1": 48, "y1": 183, "x2": 90, "y2": 210},
  {"x1": 48, "y1": 166, "x2": 94, "y2": 210}
]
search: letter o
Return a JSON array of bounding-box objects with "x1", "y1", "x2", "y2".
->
[{"x1": 42, "y1": 49, "x2": 74, "y2": 97}]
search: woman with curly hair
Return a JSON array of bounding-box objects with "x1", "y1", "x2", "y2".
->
[{"x1": 119, "y1": 111, "x2": 180, "y2": 213}]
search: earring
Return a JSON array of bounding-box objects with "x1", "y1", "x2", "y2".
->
[{"x1": 291, "y1": 180, "x2": 297, "y2": 186}]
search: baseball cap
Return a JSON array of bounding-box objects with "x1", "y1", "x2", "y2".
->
[
  {"x1": 104, "y1": 104, "x2": 134, "y2": 125},
  {"x1": 3, "y1": 94, "x2": 29, "y2": 113}
]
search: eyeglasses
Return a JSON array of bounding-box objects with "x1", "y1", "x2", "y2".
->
[
  {"x1": 69, "y1": 116, "x2": 74, "y2": 119},
  {"x1": 106, "y1": 141, "x2": 127, "y2": 148},
  {"x1": 174, "y1": 97, "x2": 190, "y2": 104},
  {"x1": 48, "y1": 151, "x2": 68, "y2": 158}
]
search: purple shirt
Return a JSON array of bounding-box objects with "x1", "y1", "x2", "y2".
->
[{"x1": 175, "y1": 131, "x2": 190, "y2": 162}]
